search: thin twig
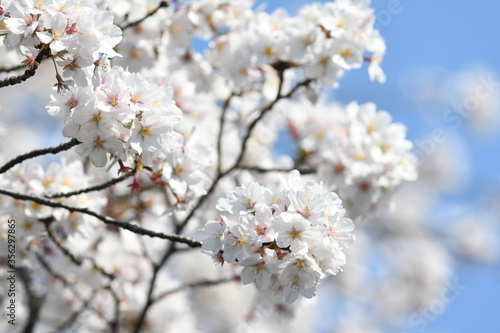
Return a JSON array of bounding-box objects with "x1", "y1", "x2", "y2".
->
[
  {"x1": 35, "y1": 253, "x2": 110, "y2": 326},
  {"x1": 132, "y1": 242, "x2": 176, "y2": 333},
  {"x1": 45, "y1": 223, "x2": 116, "y2": 280},
  {"x1": 18, "y1": 266, "x2": 44, "y2": 333},
  {"x1": 45, "y1": 170, "x2": 135, "y2": 199},
  {"x1": 104, "y1": 285, "x2": 121, "y2": 333},
  {"x1": 153, "y1": 277, "x2": 236, "y2": 303},
  {"x1": 0, "y1": 188, "x2": 202, "y2": 247},
  {"x1": 0, "y1": 138, "x2": 80, "y2": 175},
  {"x1": 217, "y1": 93, "x2": 234, "y2": 173},
  {"x1": 239, "y1": 166, "x2": 315, "y2": 174},
  {"x1": 231, "y1": 78, "x2": 312, "y2": 171},
  {"x1": 0, "y1": 64, "x2": 26, "y2": 73},
  {"x1": 0, "y1": 48, "x2": 49, "y2": 88},
  {"x1": 120, "y1": 1, "x2": 169, "y2": 30}
]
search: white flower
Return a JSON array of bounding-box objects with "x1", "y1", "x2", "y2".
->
[
  {"x1": 247, "y1": 208, "x2": 276, "y2": 245},
  {"x1": 280, "y1": 255, "x2": 322, "y2": 304},
  {"x1": 216, "y1": 182, "x2": 271, "y2": 216},
  {"x1": 4, "y1": 1, "x2": 40, "y2": 37},
  {"x1": 275, "y1": 215, "x2": 322, "y2": 254},
  {"x1": 222, "y1": 224, "x2": 256, "y2": 263},
  {"x1": 76, "y1": 133, "x2": 124, "y2": 167},
  {"x1": 326, "y1": 213, "x2": 355, "y2": 249},
  {"x1": 240, "y1": 253, "x2": 277, "y2": 289},
  {"x1": 129, "y1": 110, "x2": 172, "y2": 155},
  {"x1": 36, "y1": 11, "x2": 76, "y2": 54},
  {"x1": 200, "y1": 218, "x2": 227, "y2": 253}
]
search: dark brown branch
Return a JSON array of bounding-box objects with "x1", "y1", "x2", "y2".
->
[
  {"x1": 132, "y1": 243, "x2": 176, "y2": 333},
  {"x1": 35, "y1": 253, "x2": 110, "y2": 326},
  {"x1": 239, "y1": 166, "x2": 315, "y2": 174},
  {"x1": 45, "y1": 170, "x2": 135, "y2": 199},
  {"x1": 153, "y1": 277, "x2": 236, "y2": 303},
  {"x1": 0, "y1": 64, "x2": 26, "y2": 73},
  {"x1": 120, "y1": 1, "x2": 169, "y2": 30},
  {"x1": 19, "y1": 266, "x2": 44, "y2": 333},
  {"x1": 231, "y1": 78, "x2": 312, "y2": 171},
  {"x1": 0, "y1": 138, "x2": 80, "y2": 175},
  {"x1": 36, "y1": 249, "x2": 119, "y2": 332},
  {"x1": 106, "y1": 285, "x2": 121, "y2": 333},
  {"x1": 217, "y1": 93, "x2": 234, "y2": 173},
  {"x1": 45, "y1": 223, "x2": 116, "y2": 280},
  {"x1": 0, "y1": 188, "x2": 202, "y2": 247},
  {"x1": 0, "y1": 48, "x2": 49, "y2": 88}
]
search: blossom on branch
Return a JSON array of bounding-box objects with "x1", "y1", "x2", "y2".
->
[{"x1": 200, "y1": 170, "x2": 355, "y2": 304}]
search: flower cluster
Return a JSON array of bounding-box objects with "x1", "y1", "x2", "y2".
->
[
  {"x1": 0, "y1": 158, "x2": 106, "y2": 255},
  {"x1": 200, "y1": 170, "x2": 354, "y2": 304},
  {"x1": 1, "y1": 0, "x2": 121, "y2": 81},
  {"x1": 202, "y1": 0, "x2": 386, "y2": 90},
  {"x1": 285, "y1": 99, "x2": 417, "y2": 219},
  {"x1": 106, "y1": 0, "x2": 385, "y2": 90},
  {"x1": 46, "y1": 65, "x2": 183, "y2": 167}
]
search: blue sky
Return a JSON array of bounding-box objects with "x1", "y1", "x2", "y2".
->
[{"x1": 260, "y1": 0, "x2": 500, "y2": 332}]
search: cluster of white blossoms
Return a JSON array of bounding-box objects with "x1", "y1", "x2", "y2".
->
[
  {"x1": 104, "y1": 0, "x2": 385, "y2": 89},
  {"x1": 283, "y1": 99, "x2": 417, "y2": 219},
  {"x1": 0, "y1": 158, "x2": 106, "y2": 255},
  {"x1": 46, "y1": 65, "x2": 183, "y2": 167},
  {"x1": 1, "y1": 0, "x2": 121, "y2": 83},
  {"x1": 200, "y1": 0, "x2": 386, "y2": 90},
  {"x1": 200, "y1": 170, "x2": 354, "y2": 304}
]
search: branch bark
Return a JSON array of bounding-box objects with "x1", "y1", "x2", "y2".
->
[
  {"x1": 0, "y1": 138, "x2": 80, "y2": 175},
  {"x1": 0, "y1": 188, "x2": 202, "y2": 247}
]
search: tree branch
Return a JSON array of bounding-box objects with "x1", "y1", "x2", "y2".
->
[
  {"x1": 18, "y1": 266, "x2": 44, "y2": 333},
  {"x1": 35, "y1": 253, "x2": 110, "y2": 328},
  {"x1": 239, "y1": 166, "x2": 315, "y2": 174},
  {"x1": 0, "y1": 64, "x2": 26, "y2": 73},
  {"x1": 217, "y1": 93, "x2": 234, "y2": 173},
  {"x1": 45, "y1": 223, "x2": 116, "y2": 280},
  {"x1": 0, "y1": 48, "x2": 49, "y2": 88},
  {"x1": 0, "y1": 188, "x2": 202, "y2": 247},
  {"x1": 45, "y1": 170, "x2": 135, "y2": 199},
  {"x1": 120, "y1": 1, "x2": 169, "y2": 31},
  {"x1": 0, "y1": 138, "x2": 80, "y2": 175},
  {"x1": 153, "y1": 277, "x2": 236, "y2": 303},
  {"x1": 231, "y1": 78, "x2": 312, "y2": 171},
  {"x1": 132, "y1": 242, "x2": 176, "y2": 333}
]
